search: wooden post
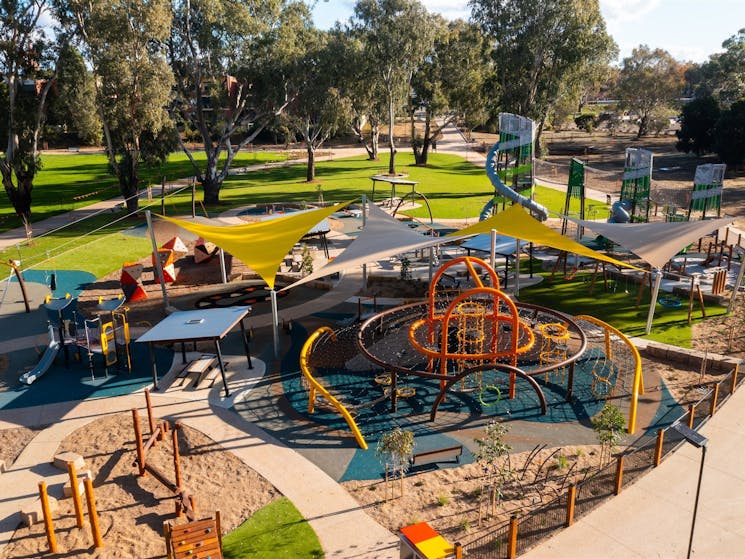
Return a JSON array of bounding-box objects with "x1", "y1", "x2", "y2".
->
[
  {"x1": 614, "y1": 455, "x2": 625, "y2": 495},
  {"x1": 132, "y1": 408, "x2": 145, "y2": 476},
  {"x1": 38, "y1": 481, "x2": 58, "y2": 553},
  {"x1": 84, "y1": 478, "x2": 103, "y2": 548},
  {"x1": 173, "y1": 422, "x2": 182, "y2": 492},
  {"x1": 188, "y1": 495, "x2": 197, "y2": 518},
  {"x1": 696, "y1": 283, "x2": 707, "y2": 318},
  {"x1": 163, "y1": 522, "x2": 173, "y2": 559},
  {"x1": 732, "y1": 364, "x2": 740, "y2": 395},
  {"x1": 145, "y1": 389, "x2": 157, "y2": 442},
  {"x1": 688, "y1": 276, "x2": 696, "y2": 324},
  {"x1": 508, "y1": 514, "x2": 518, "y2": 559},
  {"x1": 654, "y1": 429, "x2": 664, "y2": 467},
  {"x1": 688, "y1": 404, "x2": 696, "y2": 429},
  {"x1": 566, "y1": 483, "x2": 577, "y2": 526},
  {"x1": 710, "y1": 383, "x2": 720, "y2": 416},
  {"x1": 67, "y1": 461, "x2": 85, "y2": 528},
  {"x1": 454, "y1": 542, "x2": 463, "y2": 559}
]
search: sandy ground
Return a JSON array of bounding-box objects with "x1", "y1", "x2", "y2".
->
[{"x1": 0, "y1": 413, "x2": 278, "y2": 559}]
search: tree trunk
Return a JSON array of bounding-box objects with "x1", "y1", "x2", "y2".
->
[
  {"x1": 370, "y1": 124, "x2": 380, "y2": 160},
  {"x1": 306, "y1": 146, "x2": 316, "y2": 182},
  {"x1": 637, "y1": 115, "x2": 649, "y2": 138},
  {"x1": 202, "y1": 152, "x2": 221, "y2": 205}
]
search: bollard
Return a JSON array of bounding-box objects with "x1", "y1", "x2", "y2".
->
[
  {"x1": 614, "y1": 455, "x2": 625, "y2": 495},
  {"x1": 566, "y1": 483, "x2": 577, "y2": 526},
  {"x1": 654, "y1": 429, "x2": 664, "y2": 467},
  {"x1": 84, "y1": 478, "x2": 103, "y2": 548},
  {"x1": 508, "y1": 514, "x2": 518, "y2": 559},
  {"x1": 38, "y1": 481, "x2": 58, "y2": 553},
  {"x1": 67, "y1": 461, "x2": 85, "y2": 528},
  {"x1": 731, "y1": 364, "x2": 739, "y2": 395}
]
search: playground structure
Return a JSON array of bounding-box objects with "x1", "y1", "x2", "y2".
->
[
  {"x1": 300, "y1": 257, "x2": 644, "y2": 450},
  {"x1": 482, "y1": 113, "x2": 549, "y2": 222},
  {"x1": 617, "y1": 147, "x2": 654, "y2": 223},
  {"x1": 131, "y1": 390, "x2": 200, "y2": 521},
  {"x1": 163, "y1": 511, "x2": 224, "y2": 559},
  {"x1": 369, "y1": 174, "x2": 435, "y2": 224},
  {"x1": 32, "y1": 293, "x2": 133, "y2": 383}
]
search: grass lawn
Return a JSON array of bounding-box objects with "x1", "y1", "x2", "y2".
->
[
  {"x1": 0, "y1": 150, "x2": 287, "y2": 230},
  {"x1": 519, "y1": 270, "x2": 728, "y2": 347},
  {"x1": 221, "y1": 497, "x2": 323, "y2": 559}
]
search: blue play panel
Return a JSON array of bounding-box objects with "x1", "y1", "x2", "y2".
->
[{"x1": 0, "y1": 342, "x2": 173, "y2": 410}]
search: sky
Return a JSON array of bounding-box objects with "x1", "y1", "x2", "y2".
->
[{"x1": 312, "y1": 0, "x2": 745, "y2": 64}]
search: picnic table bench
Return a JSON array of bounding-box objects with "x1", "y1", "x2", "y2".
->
[{"x1": 176, "y1": 354, "x2": 226, "y2": 388}]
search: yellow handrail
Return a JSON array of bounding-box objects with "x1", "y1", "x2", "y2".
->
[
  {"x1": 576, "y1": 315, "x2": 644, "y2": 434},
  {"x1": 299, "y1": 327, "x2": 368, "y2": 450}
]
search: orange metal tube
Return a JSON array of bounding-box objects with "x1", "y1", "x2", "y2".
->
[
  {"x1": 67, "y1": 461, "x2": 85, "y2": 528},
  {"x1": 84, "y1": 478, "x2": 103, "y2": 548}
]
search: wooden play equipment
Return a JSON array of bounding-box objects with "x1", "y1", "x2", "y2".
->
[
  {"x1": 131, "y1": 390, "x2": 198, "y2": 521},
  {"x1": 163, "y1": 512, "x2": 223, "y2": 559},
  {"x1": 38, "y1": 481, "x2": 57, "y2": 553}
]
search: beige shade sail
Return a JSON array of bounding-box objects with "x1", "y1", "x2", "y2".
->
[
  {"x1": 284, "y1": 202, "x2": 457, "y2": 289},
  {"x1": 157, "y1": 201, "x2": 351, "y2": 289},
  {"x1": 451, "y1": 204, "x2": 644, "y2": 271},
  {"x1": 567, "y1": 216, "x2": 733, "y2": 269}
]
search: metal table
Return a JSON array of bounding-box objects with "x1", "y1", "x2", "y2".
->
[{"x1": 136, "y1": 306, "x2": 252, "y2": 396}]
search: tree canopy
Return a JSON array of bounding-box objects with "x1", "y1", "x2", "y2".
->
[{"x1": 615, "y1": 45, "x2": 685, "y2": 138}]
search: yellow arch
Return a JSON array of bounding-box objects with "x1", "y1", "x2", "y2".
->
[
  {"x1": 299, "y1": 327, "x2": 369, "y2": 450},
  {"x1": 576, "y1": 315, "x2": 645, "y2": 434}
]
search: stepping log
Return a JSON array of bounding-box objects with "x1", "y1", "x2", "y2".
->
[{"x1": 53, "y1": 451, "x2": 85, "y2": 472}]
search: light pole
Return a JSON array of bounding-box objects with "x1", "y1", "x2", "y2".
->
[{"x1": 670, "y1": 422, "x2": 708, "y2": 559}]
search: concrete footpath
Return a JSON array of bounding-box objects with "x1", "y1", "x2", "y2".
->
[{"x1": 523, "y1": 383, "x2": 745, "y2": 559}]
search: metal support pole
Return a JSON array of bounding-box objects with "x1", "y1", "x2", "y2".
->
[
  {"x1": 490, "y1": 228, "x2": 497, "y2": 269},
  {"x1": 219, "y1": 248, "x2": 227, "y2": 283},
  {"x1": 271, "y1": 289, "x2": 280, "y2": 358},
  {"x1": 239, "y1": 319, "x2": 253, "y2": 369},
  {"x1": 515, "y1": 238, "x2": 521, "y2": 296},
  {"x1": 428, "y1": 247, "x2": 433, "y2": 284},
  {"x1": 145, "y1": 210, "x2": 170, "y2": 309},
  {"x1": 214, "y1": 339, "x2": 230, "y2": 397},
  {"x1": 645, "y1": 270, "x2": 663, "y2": 335},
  {"x1": 362, "y1": 195, "x2": 367, "y2": 289},
  {"x1": 687, "y1": 446, "x2": 707, "y2": 559}
]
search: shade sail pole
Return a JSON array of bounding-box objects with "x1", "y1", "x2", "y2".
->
[
  {"x1": 490, "y1": 229, "x2": 496, "y2": 269},
  {"x1": 219, "y1": 249, "x2": 227, "y2": 283},
  {"x1": 362, "y1": 195, "x2": 367, "y2": 290},
  {"x1": 271, "y1": 289, "x2": 279, "y2": 357},
  {"x1": 515, "y1": 238, "x2": 521, "y2": 296},
  {"x1": 645, "y1": 269, "x2": 663, "y2": 335},
  {"x1": 145, "y1": 210, "x2": 170, "y2": 309}
]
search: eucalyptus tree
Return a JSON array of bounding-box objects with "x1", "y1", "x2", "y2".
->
[
  {"x1": 351, "y1": 0, "x2": 436, "y2": 174},
  {"x1": 615, "y1": 45, "x2": 685, "y2": 138},
  {"x1": 329, "y1": 29, "x2": 386, "y2": 160},
  {"x1": 410, "y1": 18, "x2": 488, "y2": 166},
  {"x1": 167, "y1": 0, "x2": 308, "y2": 204},
  {"x1": 54, "y1": 0, "x2": 174, "y2": 212},
  {"x1": 0, "y1": 0, "x2": 57, "y2": 237},
  {"x1": 695, "y1": 30, "x2": 745, "y2": 104},
  {"x1": 470, "y1": 0, "x2": 617, "y2": 149},
  {"x1": 285, "y1": 30, "x2": 352, "y2": 182}
]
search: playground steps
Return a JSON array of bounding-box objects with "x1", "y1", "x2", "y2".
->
[
  {"x1": 52, "y1": 452, "x2": 85, "y2": 472},
  {"x1": 20, "y1": 494, "x2": 59, "y2": 527}
]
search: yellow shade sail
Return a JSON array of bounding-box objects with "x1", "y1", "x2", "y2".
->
[
  {"x1": 157, "y1": 201, "x2": 351, "y2": 289},
  {"x1": 449, "y1": 204, "x2": 644, "y2": 272}
]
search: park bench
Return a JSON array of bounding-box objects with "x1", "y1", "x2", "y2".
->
[
  {"x1": 177, "y1": 354, "x2": 218, "y2": 388},
  {"x1": 411, "y1": 445, "x2": 463, "y2": 467}
]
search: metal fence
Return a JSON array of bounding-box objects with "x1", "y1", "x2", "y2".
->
[{"x1": 464, "y1": 364, "x2": 742, "y2": 558}]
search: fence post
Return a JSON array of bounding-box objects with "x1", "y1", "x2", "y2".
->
[
  {"x1": 687, "y1": 404, "x2": 696, "y2": 429},
  {"x1": 454, "y1": 542, "x2": 463, "y2": 559},
  {"x1": 731, "y1": 364, "x2": 739, "y2": 395},
  {"x1": 654, "y1": 429, "x2": 664, "y2": 467},
  {"x1": 614, "y1": 455, "x2": 625, "y2": 495},
  {"x1": 131, "y1": 408, "x2": 145, "y2": 476},
  {"x1": 566, "y1": 483, "x2": 577, "y2": 526},
  {"x1": 710, "y1": 383, "x2": 720, "y2": 416},
  {"x1": 38, "y1": 481, "x2": 58, "y2": 553},
  {"x1": 508, "y1": 514, "x2": 518, "y2": 559}
]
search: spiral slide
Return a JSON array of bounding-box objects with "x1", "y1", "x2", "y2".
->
[{"x1": 481, "y1": 113, "x2": 549, "y2": 222}]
